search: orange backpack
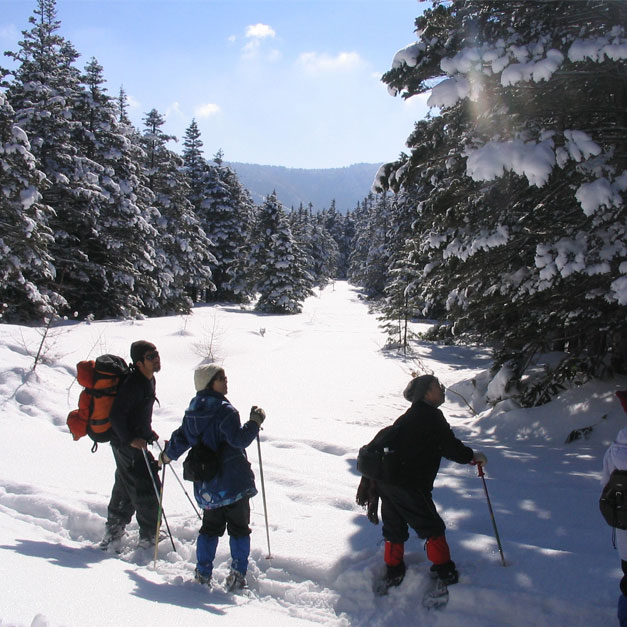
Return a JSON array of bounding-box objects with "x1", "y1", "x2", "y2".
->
[{"x1": 67, "y1": 354, "x2": 129, "y2": 451}]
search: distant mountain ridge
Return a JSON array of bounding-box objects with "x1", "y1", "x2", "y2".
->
[{"x1": 226, "y1": 162, "x2": 382, "y2": 213}]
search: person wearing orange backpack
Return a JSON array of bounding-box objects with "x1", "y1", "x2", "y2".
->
[{"x1": 99, "y1": 340, "x2": 162, "y2": 551}]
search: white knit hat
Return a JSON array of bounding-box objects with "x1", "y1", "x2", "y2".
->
[{"x1": 194, "y1": 364, "x2": 224, "y2": 392}]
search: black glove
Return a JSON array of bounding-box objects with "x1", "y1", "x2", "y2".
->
[
  {"x1": 356, "y1": 476, "x2": 379, "y2": 525},
  {"x1": 250, "y1": 406, "x2": 266, "y2": 426}
]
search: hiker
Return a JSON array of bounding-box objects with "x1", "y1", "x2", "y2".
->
[
  {"x1": 366, "y1": 374, "x2": 487, "y2": 590},
  {"x1": 160, "y1": 364, "x2": 266, "y2": 590},
  {"x1": 601, "y1": 390, "x2": 627, "y2": 627},
  {"x1": 99, "y1": 341, "x2": 162, "y2": 550}
]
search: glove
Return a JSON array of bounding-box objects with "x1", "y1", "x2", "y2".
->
[
  {"x1": 250, "y1": 406, "x2": 266, "y2": 426},
  {"x1": 471, "y1": 452, "x2": 488, "y2": 466},
  {"x1": 356, "y1": 476, "x2": 379, "y2": 525},
  {"x1": 158, "y1": 451, "x2": 171, "y2": 469},
  {"x1": 148, "y1": 430, "x2": 159, "y2": 444}
]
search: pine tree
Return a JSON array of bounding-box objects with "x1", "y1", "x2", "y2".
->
[
  {"x1": 4, "y1": 0, "x2": 106, "y2": 315},
  {"x1": 198, "y1": 151, "x2": 255, "y2": 301},
  {"x1": 249, "y1": 192, "x2": 313, "y2": 313},
  {"x1": 376, "y1": 0, "x2": 627, "y2": 396},
  {"x1": 348, "y1": 193, "x2": 392, "y2": 299},
  {"x1": 72, "y1": 57, "x2": 160, "y2": 317},
  {"x1": 141, "y1": 108, "x2": 215, "y2": 313},
  {"x1": 0, "y1": 90, "x2": 62, "y2": 321},
  {"x1": 321, "y1": 201, "x2": 350, "y2": 278},
  {"x1": 182, "y1": 119, "x2": 208, "y2": 209}
]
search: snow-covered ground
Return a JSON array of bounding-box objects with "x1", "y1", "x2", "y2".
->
[{"x1": 0, "y1": 281, "x2": 624, "y2": 626}]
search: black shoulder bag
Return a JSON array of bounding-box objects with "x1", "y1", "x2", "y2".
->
[{"x1": 183, "y1": 442, "x2": 223, "y2": 482}]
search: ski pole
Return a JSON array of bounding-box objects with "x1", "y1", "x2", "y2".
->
[
  {"x1": 477, "y1": 462, "x2": 506, "y2": 566},
  {"x1": 142, "y1": 448, "x2": 176, "y2": 552},
  {"x1": 256, "y1": 434, "x2": 272, "y2": 559},
  {"x1": 154, "y1": 440, "x2": 202, "y2": 520},
  {"x1": 154, "y1": 462, "x2": 167, "y2": 567}
]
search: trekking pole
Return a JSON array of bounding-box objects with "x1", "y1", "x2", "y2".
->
[
  {"x1": 142, "y1": 448, "x2": 176, "y2": 552},
  {"x1": 153, "y1": 462, "x2": 167, "y2": 567},
  {"x1": 256, "y1": 435, "x2": 272, "y2": 559},
  {"x1": 477, "y1": 462, "x2": 506, "y2": 566},
  {"x1": 154, "y1": 440, "x2": 202, "y2": 520}
]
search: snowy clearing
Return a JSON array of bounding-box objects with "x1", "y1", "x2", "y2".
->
[{"x1": 0, "y1": 281, "x2": 624, "y2": 626}]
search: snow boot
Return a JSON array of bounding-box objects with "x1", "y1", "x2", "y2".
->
[
  {"x1": 384, "y1": 541, "x2": 406, "y2": 587},
  {"x1": 194, "y1": 568, "x2": 212, "y2": 587},
  {"x1": 426, "y1": 535, "x2": 458, "y2": 585},
  {"x1": 225, "y1": 568, "x2": 247, "y2": 592},
  {"x1": 429, "y1": 561, "x2": 459, "y2": 585},
  {"x1": 99, "y1": 526, "x2": 124, "y2": 551}
]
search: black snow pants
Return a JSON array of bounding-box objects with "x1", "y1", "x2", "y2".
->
[
  {"x1": 105, "y1": 444, "x2": 161, "y2": 540},
  {"x1": 377, "y1": 481, "x2": 446, "y2": 543}
]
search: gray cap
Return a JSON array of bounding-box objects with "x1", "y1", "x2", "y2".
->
[
  {"x1": 403, "y1": 374, "x2": 437, "y2": 403},
  {"x1": 194, "y1": 364, "x2": 224, "y2": 392}
]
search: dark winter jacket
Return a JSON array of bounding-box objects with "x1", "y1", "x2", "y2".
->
[
  {"x1": 109, "y1": 369, "x2": 157, "y2": 447},
  {"x1": 391, "y1": 400, "x2": 473, "y2": 491},
  {"x1": 164, "y1": 390, "x2": 259, "y2": 510}
]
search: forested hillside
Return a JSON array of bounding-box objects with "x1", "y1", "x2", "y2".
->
[{"x1": 227, "y1": 162, "x2": 381, "y2": 214}]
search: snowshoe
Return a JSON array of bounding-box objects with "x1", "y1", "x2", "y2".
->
[
  {"x1": 374, "y1": 562, "x2": 406, "y2": 596},
  {"x1": 423, "y1": 578, "x2": 449, "y2": 609},
  {"x1": 225, "y1": 569, "x2": 247, "y2": 592},
  {"x1": 194, "y1": 568, "x2": 212, "y2": 587},
  {"x1": 99, "y1": 529, "x2": 124, "y2": 552},
  {"x1": 429, "y1": 561, "x2": 459, "y2": 585}
]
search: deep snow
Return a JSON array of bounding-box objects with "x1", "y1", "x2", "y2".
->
[{"x1": 0, "y1": 281, "x2": 624, "y2": 626}]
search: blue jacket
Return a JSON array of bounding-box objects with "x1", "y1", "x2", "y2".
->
[{"x1": 164, "y1": 390, "x2": 259, "y2": 509}]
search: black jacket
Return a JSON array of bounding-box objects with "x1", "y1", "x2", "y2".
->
[
  {"x1": 393, "y1": 400, "x2": 473, "y2": 491},
  {"x1": 109, "y1": 369, "x2": 157, "y2": 446}
]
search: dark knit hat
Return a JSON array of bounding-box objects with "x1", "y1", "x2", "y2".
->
[
  {"x1": 130, "y1": 340, "x2": 156, "y2": 365},
  {"x1": 403, "y1": 374, "x2": 438, "y2": 403}
]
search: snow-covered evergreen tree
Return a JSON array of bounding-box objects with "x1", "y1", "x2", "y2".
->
[
  {"x1": 321, "y1": 202, "x2": 351, "y2": 279},
  {"x1": 0, "y1": 90, "x2": 62, "y2": 321},
  {"x1": 141, "y1": 108, "x2": 215, "y2": 313},
  {"x1": 249, "y1": 192, "x2": 313, "y2": 313},
  {"x1": 4, "y1": 0, "x2": 110, "y2": 316},
  {"x1": 348, "y1": 193, "x2": 392, "y2": 299},
  {"x1": 73, "y1": 57, "x2": 160, "y2": 317},
  {"x1": 288, "y1": 204, "x2": 338, "y2": 288},
  {"x1": 375, "y1": 0, "x2": 627, "y2": 396},
  {"x1": 181, "y1": 119, "x2": 208, "y2": 210},
  {"x1": 197, "y1": 150, "x2": 255, "y2": 301}
]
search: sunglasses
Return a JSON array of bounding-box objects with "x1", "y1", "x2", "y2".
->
[{"x1": 144, "y1": 351, "x2": 159, "y2": 361}]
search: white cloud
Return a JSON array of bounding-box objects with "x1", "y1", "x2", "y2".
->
[
  {"x1": 246, "y1": 23, "x2": 276, "y2": 40},
  {"x1": 241, "y1": 23, "x2": 277, "y2": 59},
  {"x1": 165, "y1": 101, "x2": 185, "y2": 119},
  {"x1": 195, "y1": 103, "x2": 221, "y2": 118},
  {"x1": 297, "y1": 51, "x2": 362, "y2": 73}
]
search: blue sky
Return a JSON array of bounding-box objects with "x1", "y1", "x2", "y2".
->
[{"x1": 1, "y1": 0, "x2": 430, "y2": 169}]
